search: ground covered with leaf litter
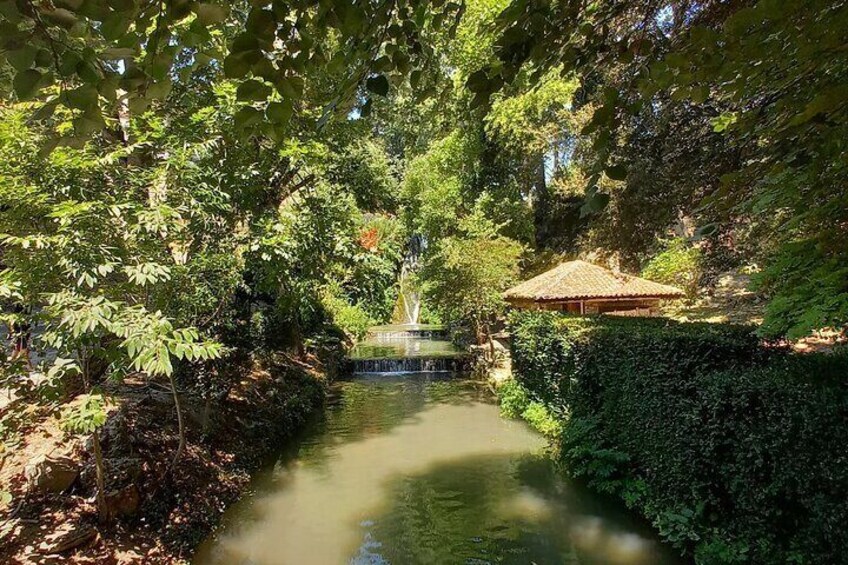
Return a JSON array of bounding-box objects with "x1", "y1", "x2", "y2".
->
[{"x1": 0, "y1": 357, "x2": 326, "y2": 564}]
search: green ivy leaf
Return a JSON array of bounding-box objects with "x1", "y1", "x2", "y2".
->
[
  {"x1": 101, "y1": 13, "x2": 130, "y2": 41},
  {"x1": 237, "y1": 79, "x2": 271, "y2": 101},
  {"x1": 13, "y1": 69, "x2": 42, "y2": 100},
  {"x1": 277, "y1": 75, "x2": 304, "y2": 99},
  {"x1": 223, "y1": 53, "x2": 251, "y2": 79},
  {"x1": 64, "y1": 84, "x2": 99, "y2": 110},
  {"x1": 691, "y1": 85, "x2": 709, "y2": 104},
  {"x1": 32, "y1": 101, "x2": 58, "y2": 121},
  {"x1": 234, "y1": 106, "x2": 263, "y2": 129},
  {"x1": 366, "y1": 74, "x2": 389, "y2": 97},
  {"x1": 266, "y1": 100, "x2": 293, "y2": 124},
  {"x1": 466, "y1": 69, "x2": 489, "y2": 93},
  {"x1": 410, "y1": 69, "x2": 422, "y2": 88},
  {"x1": 194, "y1": 3, "x2": 228, "y2": 25},
  {"x1": 604, "y1": 165, "x2": 627, "y2": 181},
  {"x1": 7, "y1": 45, "x2": 37, "y2": 71},
  {"x1": 580, "y1": 192, "x2": 611, "y2": 217}
]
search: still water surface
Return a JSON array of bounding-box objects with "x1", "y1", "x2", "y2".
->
[{"x1": 194, "y1": 375, "x2": 681, "y2": 565}]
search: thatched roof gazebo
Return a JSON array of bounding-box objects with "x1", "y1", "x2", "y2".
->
[{"x1": 504, "y1": 260, "x2": 685, "y2": 316}]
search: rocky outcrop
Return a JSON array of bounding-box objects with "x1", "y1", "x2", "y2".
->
[
  {"x1": 105, "y1": 484, "x2": 140, "y2": 518},
  {"x1": 24, "y1": 455, "x2": 78, "y2": 494}
]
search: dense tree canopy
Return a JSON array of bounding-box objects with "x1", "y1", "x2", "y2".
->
[
  {"x1": 1, "y1": 0, "x2": 847, "y2": 526},
  {"x1": 470, "y1": 0, "x2": 848, "y2": 336},
  {"x1": 0, "y1": 0, "x2": 464, "y2": 138}
]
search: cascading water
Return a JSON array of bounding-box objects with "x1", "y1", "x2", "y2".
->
[
  {"x1": 350, "y1": 235, "x2": 467, "y2": 375},
  {"x1": 349, "y1": 324, "x2": 468, "y2": 375},
  {"x1": 393, "y1": 234, "x2": 424, "y2": 325},
  {"x1": 396, "y1": 266, "x2": 420, "y2": 325}
]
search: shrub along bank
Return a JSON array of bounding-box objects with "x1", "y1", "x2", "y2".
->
[
  {"x1": 509, "y1": 312, "x2": 848, "y2": 563},
  {"x1": 495, "y1": 378, "x2": 562, "y2": 438}
]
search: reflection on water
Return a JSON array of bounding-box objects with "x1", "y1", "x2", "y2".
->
[
  {"x1": 348, "y1": 338, "x2": 463, "y2": 360},
  {"x1": 194, "y1": 375, "x2": 681, "y2": 565}
]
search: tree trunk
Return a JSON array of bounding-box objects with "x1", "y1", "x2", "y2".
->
[
  {"x1": 92, "y1": 431, "x2": 110, "y2": 524},
  {"x1": 201, "y1": 396, "x2": 213, "y2": 437},
  {"x1": 532, "y1": 153, "x2": 549, "y2": 248},
  {"x1": 293, "y1": 313, "x2": 306, "y2": 359},
  {"x1": 475, "y1": 319, "x2": 485, "y2": 346},
  {"x1": 167, "y1": 373, "x2": 186, "y2": 473},
  {"x1": 485, "y1": 323, "x2": 496, "y2": 361},
  {"x1": 79, "y1": 349, "x2": 109, "y2": 522}
]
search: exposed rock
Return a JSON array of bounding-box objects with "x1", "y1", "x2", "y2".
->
[
  {"x1": 0, "y1": 517, "x2": 23, "y2": 546},
  {"x1": 115, "y1": 549, "x2": 145, "y2": 563},
  {"x1": 491, "y1": 338, "x2": 509, "y2": 352},
  {"x1": 37, "y1": 523, "x2": 97, "y2": 554},
  {"x1": 24, "y1": 454, "x2": 79, "y2": 494},
  {"x1": 105, "y1": 484, "x2": 140, "y2": 518}
]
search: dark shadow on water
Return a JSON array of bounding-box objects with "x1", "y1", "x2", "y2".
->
[{"x1": 352, "y1": 453, "x2": 684, "y2": 565}]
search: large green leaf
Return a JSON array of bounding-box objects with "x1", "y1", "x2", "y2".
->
[
  {"x1": 277, "y1": 75, "x2": 304, "y2": 99},
  {"x1": 237, "y1": 79, "x2": 271, "y2": 101},
  {"x1": 101, "y1": 13, "x2": 130, "y2": 41},
  {"x1": 194, "y1": 3, "x2": 228, "y2": 25},
  {"x1": 7, "y1": 45, "x2": 37, "y2": 71},
  {"x1": 223, "y1": 52, "x2": 252, "y2": 79},
  {"x1": 580, "y1": 192, "x2": 611, "y2": 217},
  {"x1": 366, "y1": 74, "x2": 390, "y2": 97},
  {"x1": 604, "y1": 165, "x2": 627, "y2": 181},
  {"x1": 234, "y1": 106, "x2": 263, "y2": 129},
  {"x1": 13, "y1": 69, "x2": 42, "y2": 100},
  {"x1": 466, "y1": 69, "x2": 490, "y2": 93},
  {"x1": 266, "y1": 100, "x2": 293, "y2": 124}
]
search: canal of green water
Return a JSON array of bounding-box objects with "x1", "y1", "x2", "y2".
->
[{"x1": 194, "y1": 373, "x2": 681, "y2": 564}]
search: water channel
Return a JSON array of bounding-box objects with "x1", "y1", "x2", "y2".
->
[{"x1": 194, "y1": 327, "x2": 681, "y2": 565}]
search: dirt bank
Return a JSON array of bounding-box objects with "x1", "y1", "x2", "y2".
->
[{"x1": 0, "y1": 354, "x2": 329, "y2": 564}]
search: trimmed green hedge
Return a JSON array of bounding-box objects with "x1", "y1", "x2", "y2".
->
[{"x1": 509, "y1": 311, "x2": 848, "y2": 563}]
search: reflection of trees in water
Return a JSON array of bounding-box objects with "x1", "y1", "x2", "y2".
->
[
  {"x1": 357, "y1": 454, "x2": 569, "y2": 564},
  {"x1": 199, "y1": 379, "x2": 681, "y2": 565},
  {"x1": 274, "y1": 376, "x2": 487, "y2": 472},
  {"x1": 356, "y1": 454, "x2": 681, "y2": 565}
]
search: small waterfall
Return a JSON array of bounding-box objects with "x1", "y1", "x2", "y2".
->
[
  {"x1": 349, "y1": 324, "x2": 468, "y2": 375},
  {"x1": 351, "y1": 236, "x2": 468, "y2": 375},
  {"x1": 352, "y1": 357, "x2": 464, "y2": 374},
  {"x1": 367, "y1": 325, "x2": 447, "y2": 341},
  {"x1": 397, "y1": 266, "x2": 421, "y2": 325}
]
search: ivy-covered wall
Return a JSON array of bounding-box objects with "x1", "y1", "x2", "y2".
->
[{"x1": 509, "y1": 312, "x2": 848, "y2": 563}]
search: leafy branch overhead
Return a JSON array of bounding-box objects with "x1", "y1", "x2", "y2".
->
[{"x1": 0, "y1": 0, "x2": 464, "y2": 139}]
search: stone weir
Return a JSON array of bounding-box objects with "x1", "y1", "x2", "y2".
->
[
  {"x1": 365, "y1": 324, "x2": 448, "y2": 340},
  {"x1": 349, "y1": 324, "x2": 469, "y2": 375}
]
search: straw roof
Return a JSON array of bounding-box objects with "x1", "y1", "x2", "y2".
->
[{"x1": 504, "y1": 260, "x2": 685, "y2": 302}]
